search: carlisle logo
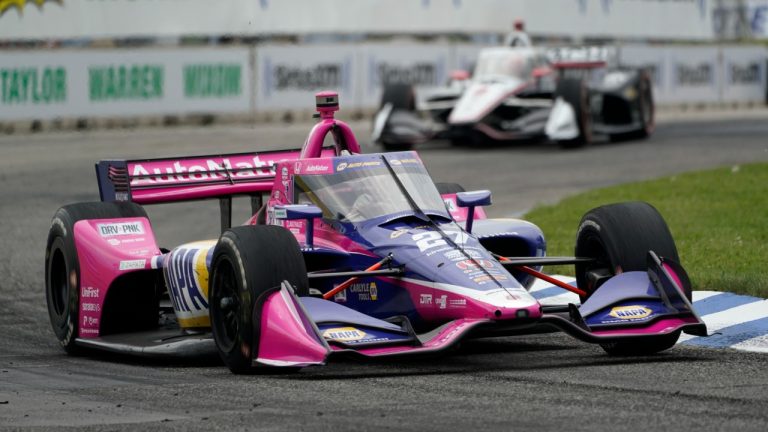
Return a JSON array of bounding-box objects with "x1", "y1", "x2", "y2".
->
[
  {"x1": 322, "y1": 327, "x2": 366, "y2": 342},
  {"x1": 0, "y1": 0, "x2": 60, "y2": 17},
  {"x1": 609, "y1": 305, "x2": 652, "y2": 320}
]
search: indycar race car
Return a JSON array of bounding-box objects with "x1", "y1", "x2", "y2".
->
[
  {"x1": 45, "y1": 91, "x2": 704, "y2": 374},
  {"x1": 372, "y1": 45, "x2": 654, "y2": 149}
]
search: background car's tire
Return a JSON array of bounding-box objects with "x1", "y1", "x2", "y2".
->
[
  {"x1": 380, "y1": 83, "x2": 416, "y2": 111},
  {"x1": 632, "y1": 71, "x2": 655, "y2": 139},
  {"x1": 209, "y1": 225, "x2": 309, "y2": 374},
  {"x1": 573, "y1": 201, "x2": 689, "y2": 356},
  {"x1": 555, "y1": 77, "x2": 592, "y2": 148},
  {"x1": 45, "y1": 201, "x2": 148, "y2": 354},
  {"x1": 610, "y1": 70, "x2": 655, "y2": 142},
  {"x1": 435, "y1": 182, "x2": 466, "y2": 195}
]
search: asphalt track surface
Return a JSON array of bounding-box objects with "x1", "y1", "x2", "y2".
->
[{"x1": 2, "y1": 116, "x2": 768, "y2": 431}]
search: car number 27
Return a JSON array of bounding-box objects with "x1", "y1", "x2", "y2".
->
[{"x1": 412, "y1": 230, "x2": 468, "y2": 252}]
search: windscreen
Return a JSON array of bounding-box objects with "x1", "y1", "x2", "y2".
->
[
  {"x1": 294, "y1": 162, "x2": 448, "y2": 223},
  {"x1": 473, "y1": 48, "x2": 536, "y2": 81}
]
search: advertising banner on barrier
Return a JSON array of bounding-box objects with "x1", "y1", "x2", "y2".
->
[
  {"x1": 254, "y1": 44, "x2": 357, "y2": 111},
  {"x1": 721, "y1": 46, "x2": 766, "y2": 103},
  {"x1": 0, "y1": 48, "x2": 251, "y2": 121},
  {"x1": 666, "y1": 46, "x2": 721, "y2": 103},
  {"x1": 360, "y1": 43, "x2": 451, "y2": 108}
]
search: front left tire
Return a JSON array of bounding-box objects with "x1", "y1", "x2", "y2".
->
[{"x1": 209, "y1": 225, "x2": 309, "y2": 374}]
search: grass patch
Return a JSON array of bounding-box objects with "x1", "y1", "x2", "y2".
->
[{"x1": 523, "y1": 163, "x2": 768, "y2": 298}]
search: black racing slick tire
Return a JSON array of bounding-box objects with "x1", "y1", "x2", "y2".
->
[
  {"x1": 45, "y1": 202, "x2": 148, "y2": 354},
  {"x1": 555, "y1": 78, "x2": 592, "y2": 148},
  {"x1": 574, "y1": 201, "x2": 689, "y2": 356},
  {"x1": 631, "y1": 71, "x2": 655, "y2": 139},
  {"x1": 380, "y1": 83, "x2": 416, "y2": 111},
  {"x1": 209, "y1": 225, "x2": 309, "y2": 374},
  {"x1": 610, "y1": 71, "x2": 655, "y2": 142},
  {"x1": 435, "y1": 182, "x2": 466, "y2": 195}
]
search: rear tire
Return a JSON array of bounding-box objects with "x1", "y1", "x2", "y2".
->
[
  {"x1": 45, "y1": 202, "x2": 148, "y2": 354},
  {"x1": 555, "y1": 78, "x2": 592, "y2": 148},
  {"x1": 209, "y1": 225, "x2": 308, "y2": 374},
  {"x1": 380, "y1": 83, "x2": 416, "y2": 111},
  {"x1": 573, "y1": 201, "x2": 687, "y2": 356}
]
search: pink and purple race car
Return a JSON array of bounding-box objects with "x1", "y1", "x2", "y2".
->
[{"x1": 45, "y1": 91, "x2": 705, "y2": 374}]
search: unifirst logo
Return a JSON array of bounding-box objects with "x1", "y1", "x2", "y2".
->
[
  {"x1": 609, "y1": 305, "x2": 652, "y2": 320},
  {"x1": 0, "y1": 0, "x2": 60, "y2": 17}
]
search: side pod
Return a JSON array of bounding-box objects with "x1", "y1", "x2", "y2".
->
[{"x1": 252, "y1": 282, "x2": 331, "y2": 368}]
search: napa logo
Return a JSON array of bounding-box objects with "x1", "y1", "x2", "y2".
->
[
  {"x1": 0, "y1": 0, "x2": 61, "y2": 17},
  {"x1": 322, "y1": 327, "x2": 366, "y2": 342},
  {"x1": 609, "y1": 305, "x2": 652, "y2": 320}
]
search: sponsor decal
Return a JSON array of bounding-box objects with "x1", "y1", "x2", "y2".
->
[
  {"x1": 448, "y1": 298, "x2": 467, "y2": 308},
  {"x1": 444, "y1": 249, "x2": 482, "y2": 261},
  {"x1": 273, "y1": 208, "x2": 287, "y2": 219},
  {"x1": 97, "y1": 221, "x2": 145, "y2": 237},
  {"x1": 81, "y1": 302, "x2": 100, "y2": 312},
  {"x1": 337, "y1": 161, "x2": 381, "y2": 171},
  {"x1": 349, "y1": 282, "x2": 378, "y2": 301},
  {"x1": 609, "y1": 305, "x2": 653, "y2": 320},
  {"x1": 129, "y1": 155, "x2": 275, "y2": 186},
  {"x1": 473, "y1": 275, "x2": 493, "y2": 284},
  {"x1": 322, "y1": 327, "x2": 366, "y2": 342},
  {"x1": 333, "y1": 288, "x2": 347, "y2": 302},
  {"x1": 107, "y1": 238, "x2": 121, "y2": 246},
  {"x1": 281, "y1": 166, "x2": 289, "y2": 181},
  {"x1": 456, "y1": 259, "x2": 494, "y2": 271},
  {"x1": 419, "y1": 293, "x2": 433, "y2": 305},
  {"x1": 304, "y1": 164, "x2": 329, "y2": 173},
  {"x1": 390, "y1": 228, "x2": 409, "y2": 239},
  {"x1": 82, "y1": 315, "x2": 99, "y2": 326},
  {"x1": 443, "y1": 198, "x2": 457, "y2": 212},
  {"x1": 119, "y1": 259, "x2": 146, "y2": 271},
  {"x1": 436, "y1": 295, "x2": 447, "y2": 310},
  {"x1": 81, "y1": 287, "x2": 99, "y2": 298},
  {"x1": 164, "y1": 248, "x2": 210, "y2": 314}
]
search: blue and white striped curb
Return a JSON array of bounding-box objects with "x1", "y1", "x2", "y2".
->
[{"x1": 529, "y1": 276, "x2": 768, "y2": 353}]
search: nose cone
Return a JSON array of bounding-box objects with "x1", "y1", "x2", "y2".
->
[{"x1": 478, "y1": 288, "x2": 542, "y2": 320}]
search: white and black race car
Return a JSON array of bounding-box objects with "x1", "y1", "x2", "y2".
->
[{"x1": 372, "y1": 45, "x2": 654, "y2": 149}]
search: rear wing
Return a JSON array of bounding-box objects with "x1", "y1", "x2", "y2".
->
[{"x1": 96, "y1": 147, "x2": 337, "y2": 205}]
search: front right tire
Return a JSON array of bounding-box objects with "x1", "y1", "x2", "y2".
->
[{"x1": 574, "y1": 201, "x2": 690, "y2": 356}]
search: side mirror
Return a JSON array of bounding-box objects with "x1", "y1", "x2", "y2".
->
[
  {"x1": 274, "y1": 204, "x2": 323, "y2": 249},
  {"x1": 456, "y1": 190, "x2": 491, "y2": 233}
]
